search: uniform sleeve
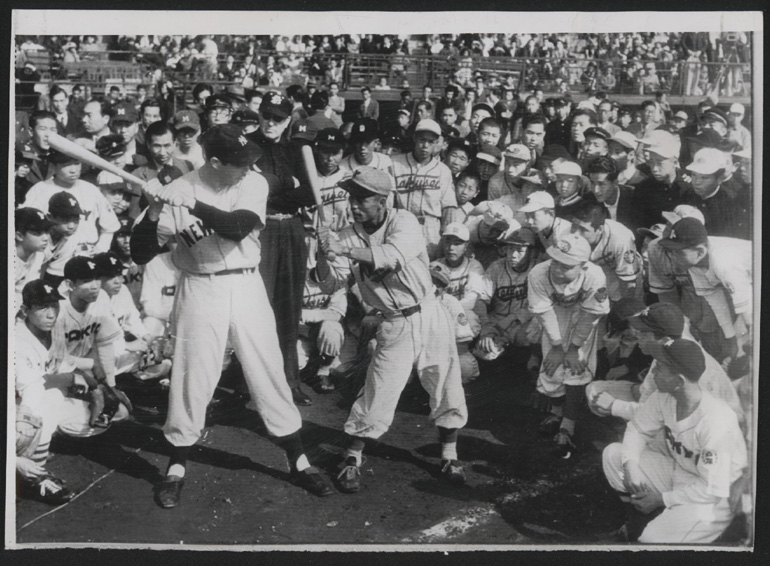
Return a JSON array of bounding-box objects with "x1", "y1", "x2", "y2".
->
[
  {"x1": 487, "y1": 174, "x2": 504, "y2": 201},
  {"x1": 325, "y1": 286, "x2": 348, "y2": 319},
  {"x1": 94, "y1": 295, "x2": 123, "y2": 346},
  {"x1": 622, "y1": 392, "x2": 667, "y2": 464},
  {"x1": 710, "y1": 240, "x2": 752, "y2": 315},
  {"x1": 647, "y1": 240, "x2": 677, "y2": 294},
  {"x1": 119, "y1": 288, "x2": 149, "y2": 339},
  {"x1": 460, "y1": 260, "x2": 485, "y2": 310},
  {"x1": 370, "y1": 212, "x2": 427, "y2": 272},
  {"x1": 93, "y1": 187, "x2": 122, "y2": 233},
  {"x1": 19, "y1": 182, "x2": 47, "y2": 211},
  {"x1": 527, "y1": 263, "x2": 555, "y2": 315},
  {"x1": 579, "y1": 265, "x2": 611, "y2": 315},
  {"x1": 611, "y1": 227, "x2": 643, "y2": 282},
  {"x1": 478, "y1": 264, "x2": 498, "y2": 305}
]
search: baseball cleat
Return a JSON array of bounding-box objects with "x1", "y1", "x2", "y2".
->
[
  {"x1": 439, "y1": 459, "x2": 466, "y2": 486},
  {"x1": 291, "y1": 386, "x2": 312, "y2": 406},
  {"x1": 292, "y1": 466, "x2": 333, "y2": 497},
  {"x1": 22, "y1": 475, "x2": 76, "y2": 505},
  {"x1": 335, "y1": 457, "x2": 361, "y2": 493},
  {"x1": 155, "y1": 475, "x2": 184, "y2": 509},
  {"x1": 538, "y1": 414, "x2": 562, "y2": 437},
  {"x1": 552, "y1": 429, "x2": 576, "y2": 459}
]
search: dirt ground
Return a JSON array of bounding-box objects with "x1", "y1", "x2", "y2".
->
[{"x1": 12, "y1": 357, "x2": 749, "y2": 549}]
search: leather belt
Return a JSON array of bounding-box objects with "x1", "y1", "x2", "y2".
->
[
  {"x1": 383, "y1": 303, "x2": 422, "y2": 319},
  {"x1": 212, "y1": 267, "x2": 256, "y2": 276},
  {"x1": 266, "y1": 213, "x2": 296, "y2": 221}
]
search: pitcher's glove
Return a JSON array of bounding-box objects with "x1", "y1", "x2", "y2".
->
[{"x1": 89, "y1": 384, "x2": 133, "y2": 428}]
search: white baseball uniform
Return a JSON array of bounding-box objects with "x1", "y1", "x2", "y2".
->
[
  {"x1": 528, "y1": 260, "x2": 610, "y2": 396},
  {"x1": 139, "y1": 252, "x2": 181, "y2": 337},
  {"x1": 478, "y1": 257, "x2": 536, "y2": 346},
  {"x1": 15, "y1": 252, "x2": 46, "y2": 311},
  {"x1": 586, "y1": 219, "x2": 644, "y2": 302},
  {"x1": 22, "y1": 179, "x2": 121, "y2": 253},
  {"x1": 340, "y1": 152, "x2": 395, "y2": 177},
  {"x1": 54, "y1": 289, "x2": 122, "y2": 361},
  {"x1": 42, "y1": 233, "x2": 81, "y2": 279},
  {"x1": 120, "y1": 257, "x2": 144, "y2": 311},
  {"x1": 137, "y1": 168, "x2": 302, "y2": 446},
  {"x1": 298, "y1": 275, "x2": 347, "y2": 371},
  {"x1": 603, "y1": 391, "x2": 748, "y2": 544},
  {"x1": 109, "y1": 283, "x2": 150, "y2": 374}
]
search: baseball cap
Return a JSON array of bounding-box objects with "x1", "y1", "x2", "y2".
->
[
  {"x1": 447, "y1": 138, "x2": 474, "y2": 156},
  {"x1": 476, "y1": 144, "x2": 502, "y2": 166},
  {"x1": 626, "y1": 302, "x2": 685, "y2": 338},
  {"x1": 290, "y1": 119, "x2": 319, "y2": 142},
  {"x1": 686, "y1": 129, "x2": 734, "y2": 152},
  {"x1": 519, "y1": 190, "x2": 556, "y2": 213},
  {"x1": 658, "y1": 217, "x2": 708, "y2": 250},
  {"x1": 546, "y1": 233, "x2": 591, "y2": 266},
  {"x1": 553, "y1": 98, "x2": 569, "y2": 108},
  {"x1": 15, "y1": 207, "x2": 54, "y2": 232},
  {"x1": 116, "y1": 216, "x2": 133, "y2": 235},
  {"x1": 583, "y1": 126, "x2": 612, "y2": 141},
  {"x1": 110, "y1": 102, "x2": 138, "y2": 124},
  {"x1": 414, "y1": 119, "x2": 442, "y2": 137},
  {"x1": 15, "y1": 140, "x2": 38, "y2": 162},
  {"x1": 47, "y1": 148, "x2": 79, "y2": 165},
  {"x1": 442, "y1": 222, "x2": 470, "y2": 242},
  {"x1": 540, "y1": 144, "x2": 572, "y2": 162},
  {"x1": 499, "y1": 227, "x2": 537, "y2": 246},
  {"x1": 339, "y1": 167, "x2": 395, "y2": 198},
  {"x1": 661, "y1": 204, "x2": 706, "y2": 226},
  {"x1": 314, "y1": 128, "x2": 345, "y2": 151},
  {"x1": 157, "y1": 164, "x2": 185, "y2": 186},
  {"x1": 64, "y1": 256, "x2": 100, "y2": 281},
  {"x1": 232, "y1": 109, "x2": 261, "y2": 126},
  {"x1": 428, "y1": 261, "x2": 452, "y2": 288},
  {"x1": 645, "y1": 131, "x2": 680, "y2": 160},
  {"x1": 701, "y1": 107, "x2": 728, "y2": 126},
  {"x1": 552, "y1": 160, "x2": 582, "y2": 177},
  {"x1": 174, "y1": 110, "x2": 201, "y2": 131},
  {"x1": 577, "y1": 100, "x2": 597, "y2": 111},
  {"x1": 636, "y1": 222, "x2": 667, "y2": 240},
  {"x1": 22, "y1": 279, "x2": 64, "y2": 307},
  {"x1": 48, "y1": 191, "x2": 84, "y2": 218},
  {"x1": 259, "y1": 91, "x2": 293, "y2": 121},
  {"x1": 96, "y1": 135, "x2": 128, "y2": 159},
  {"x1": 204, "y1": 94, "x2": 232, "y2": 111},
  {"x1": 503, "y1": 144, "x2": 531, "y2": 162},
  {"x1": 520, "y1": 172, "x2": 545, "y2": 188},
  {"x1": 729, "y1": 103, "x2": 745, "y2": 116},
  {"x1": 613, "y1": 297, "x2": 649, "y2": 320},
  {"x1": 199, "y1": 124, "x2": 263, "y2": 168},
  {"x1": 609, "y1": 131, "x2": 638, "y2": 151},
  {"x1": 686, "y1": 148, "x2": 730, "y2": 176},
  {"x1": 471, "y1": 103, "x2": 495, "y2": 117},
  {"x1": 647, "y1": 338, "x2": 706, "y2": 381},
  {"x1": 673, "y1": 110, "x2": 689, "y2": 122},
  {"x1": 93, "y1": 252, "x2": 126, "y2": 277},
  {"x1": 349, "y1": 118, "x2": 380, "y2": 143}
]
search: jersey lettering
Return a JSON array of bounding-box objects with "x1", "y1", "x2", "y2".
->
[
  {"x1": 123, "y1": 271, "x2": 143, "y2": 284},
  {"x1": 65, "y1": 322, "x2": 101, "y2": 343},
  {"x1": 664, "y1": 425, "x2": 695, "y2": 459},
  {"x1": 395, "y1": 175, "x2": 442, "y2": 194},
  {"x1": 496, "y1": 283, "x2": 527, "y2": 302},
  {"x1": 179, "y1": 220, "x2": 215, "y2": 248}
]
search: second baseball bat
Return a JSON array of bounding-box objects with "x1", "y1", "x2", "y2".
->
[{"x1": 300, "y1": 144, "x2": 337, "y2": 261}]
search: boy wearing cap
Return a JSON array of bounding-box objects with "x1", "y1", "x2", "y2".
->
[
  {"x1": 310, "y1": 128, "x2": 352, "y2": 232},
  {"x1": 552, "y1": 160, "x2": 592, "y2": 221},
  {"x1": 474, "y1": 143, "x2": 503, "y2": 203},
  {"x1": 94, "y1": 135, "x2": 137, "y2": 219},
  {"x1": 42, "y1": 192, "x2": 85, "y2": 291},
  {"x1": 528, "y1": 233, "x2": 610, "y2": 458},
  {"x1": 434, "y1": 222, "x2": 485, "y2": 319},
  {"x1": 15, "y1": 208, "x2": 53, "y2": 310},
  {"x1": 520, "y1": 191, "x2": 573, "y2": 263},
  {"x1": 606, "y1": 132, "x2": 647, "y2": 187},
  {"x1": 581, "y1": 126, "x2": 611, "y2": 167},
  {"x1": 392, "y1": 118, "x2": 460, "y2": 260},
  {"x1": 108, "y1": 101, "x2": 139, "y2": 165},
  {"x1": 22, "y1": 150, "x2": 121, "y2": 256},
  {"x1": 203, "y1": 94, "x2": 233, "y2": 130},
  {"x1": 316, "y1": 166, "x2": 469, "y2": 493},
  {"x1": 132, "y1": 124, "x2": 333, "y2": 506},
  {"x1": 487, "y1": 143, "x2": 534, "y2": 202},
  {"x1": 172, "y1": 110, "x2": 205, "y2": 170},
  {"x1": 570, "y1": 200, "x2": 643, "y2": 305},
  {"x1": 726, "y1": 103, "x2": 751, "y2": 153},
  {"x1": 683, "y1": 148, "x2": 750, "y2": 240},
  {"x1": 475, "y1": 227, "x2": 540, "y2": 371},
  {"x1": 602, "y1": 338, "x2": 748, "y2": 544},
  {"x1": 341, "y1": 118, "x2": 395, "y2": 177}
]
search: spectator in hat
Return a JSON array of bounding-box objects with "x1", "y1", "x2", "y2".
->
[
  {"x1": 172, "y1": 110, "x2": 205, "y2": 170},
  {"x1": 392, "y1": 119, "x2": 460, "y2": 259},
  {"x1": 358, "y1": 86, "x2": 379, "y2": 121},
  {"x1": 626, "y1": 100, "x2": 663, "y2": 140},
  {"x1": 473, "y1": 143, "x2": 503, "y2": 203},
  {"x1": 232, "y1": 109, "x2": 262, "y2": 136},
  {"x1": 585, "y1": 156, "x2": 635, "y2": 227},
  {"x1": 519, "y1": 190, "x2": 573, "y2": 263},
  {"x1": 683, "y1": 148, "x2": 750, "y2": 240},
  {"x1": 581, "y1": 126, "x2": 612, "y2": 168},
  {"x1": 14, "y1": 208, "x2": 53, "y2": 310},
  {"x1": 108, "y1": 102, "x2": 139, "y2": 164},
  {"x1": 203, "y1": 94, "x2": 233, "y2": 131},
  {"x1": 327, "y1": 82, "x2": 345, "y2": 128},
  {"x1": 667, "y1": 110, "x2": 690, "y2": 134},
  {"x1": 309, "y1": 128, "x2": 351, "y2": 233},
  {"x1": 49, "y1": 85, "x2": 84, "y2": 138},
  {"x1": 535, "y1": 143, "x2": 572, "y2": 181},
  {"x1": 607, "y1": 131, "x2": 647, "y2": 187},
  {"x1": 341, "y1": 118, "x2": 395, "y2": 177},
  {"x1": 700, "y1": 107, "x2": 729, "y2": 139},
  {"x1": 545, "y1": 98, "x2": 573, "y2": 150},
  {"x1": 488, "y1": 143, "x2": 540, "y2": 210},
  {"x1": 726, "y1": 103, "x2": 751, "y2": 153}
]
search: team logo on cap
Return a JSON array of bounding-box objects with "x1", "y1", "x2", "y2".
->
[
  {"x1": 298, "y1": 124, "x2": 307, "y2": 132},
  {"x1": 87, "y1": 261, "x2": 96, "y2": 270},
  {"x1": 117, "y1": 108, "x2": 126, "y2": 115},
  {"x1": 69, "y1": 197, "x2": 77, "y2": 206},
  {"x1": 110, "y1": 257, "x2": 118, "y2": 265},
  {"x1": 162, "y1": 174, "x2": 171, "y2": 183},
  {"x1": 359, "y1": 124, "x2": 365, "y2": 132},
  {"x1": 327, "y1": 134, "x2": 335, "y2": 141},
  {"x1": 36, "y1": 211, "x2": 45, "y2": 220},
  {"x1": 662, "y1": 337, "x2": 675, "y2": 347},
  {"x1": 638, "y1": 306, "x2": 651, "y2": 318},
  {"x1": 111, "y1": 141, "x2": 118, "y2": 148},
  {"x1": 557, "y1": 240, "x2": 571, "y2": 253},
  {"x1": 238, "y1": 135, "x2": 247, "y2": 146},
  {"x1": 44, "y1": 284, "x2": 53, "y2": 294},
  {"x1": 270, "y1": 93, "x2": 283, "y2": 106},
  {"x1": 181, "y1": 114, "x2": 190, "y2": 122}
]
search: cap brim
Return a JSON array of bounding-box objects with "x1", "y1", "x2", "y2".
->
[
  {"x1": 175, "y1": 123, "x2": 200, "y2": 131},
  {"x1": 229, "y1": 145, "x2": 263, "y2": 167},
  {"x1": 315, "y1": 142, "x2": 345, "y2": 152},
  {"x1": 657, "y1": 237, "x2": 690, "y2": 250},
  {"x1": 546, "y1": 246, "x2": 584, "y2": 265},
  {"x1": 340, "y1": 179, "x2": 381, "y2": 199},
  {"x1": 686, "y1": 163, "x2": 721, "y2": 175},
  {"x1": 519, "y1": 203, "x2": 546, "y2": 213},
  {"x1": 660, "y1": 211, "x2": 680, "y2": 225},
  {"x1": 636, "y1": 227, "x2": 663, "y2": 239}
]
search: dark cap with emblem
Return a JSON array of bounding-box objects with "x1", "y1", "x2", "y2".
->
[
  {"x1": 48, "y1": 191, "x2": 84, "y2": 218},
  {"x1": 647, "y1": 338, "x2": 706, "y2": 381},
  {"x1": 339, "y1": 166, "x2": 395, "y2": 198},
  {"x1": 701, "y1": 107, "x2": 728, "y2": 126},
  {"x1": 96, "y1": 134, "x2": 128, "y2": 159},
  {"x1": 157, "y1": 164, "x2": 185, "y2": 186},
  {"x1": 64, "y1": 255, "x2": 101, "y2": 281},
  {"x1": 291, "y1": 119, "x2": 319, "y2": 142},
  {"x1": 93, "y1": 251, "x2": 126, "y2": 277},
  {"x1": 259, "y1": 91, "x2": 293, "y2": 121},
  {"x1": 314, "y1": 128, "x2": 345, "y2": 151},
  {"x1": 22, "y1": 279, "x2": 64, "y2": 307},
  {"x1": 116, "y1": 216, "x2": 134, "y2": 235},
  {"x1": 16, "y1": 207, "x2": 54, "y2": 232},
  {"x1": 583, "y1": 126, "x2": 612, "y2": 141},
  {"x1": 658, "y1": 217, "x2": 708, "y2": 250},
  {"x1": 199, "y1": 124, "x2": 263, "y2": 168},
  {"x1": 349, "y1": 118, "x2": 379, "y2": 143},
  {"x1": 15, "y1": 140, "x2": 38, "y2": 162},
  {"x1": 110, "y1": 101, "x2": 138, "y2": 124},
  {"x1": 173, "y1": 110, "x2": 201, "y2": 131},
  {"x1": 205, "y1": 94, "x2": 232, "y2": 111},
  {"x1": 232, "y1": 109, "x2": 260, "y2": 126},
  {"x1": 447, "y1": 137, "x2": 475, "y2": 157}
]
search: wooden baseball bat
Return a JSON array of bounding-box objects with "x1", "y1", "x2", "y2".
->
[
  {"x1": 47, "y1": 132, "x2": 145, "y2": 194},
  {"x1": 299, "y1": 144, "x2": 336, "y2": 261}
]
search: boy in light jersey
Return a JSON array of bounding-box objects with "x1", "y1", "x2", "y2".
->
[
  {"x1": 111, "y1": 218, "x2": 145, "y2": 311},
  {"x1": 340, "y1": 118, "x2": 395, "y2": 176},
  {"x1": 15, "y1": 208, "x2": 53, "y2": 311},
  {"x1": 454, "y1": 171, "x2": 480, "y2": 221},
  {"x1": 42, "y1": 192, "x2": 85, "y2": 291}
]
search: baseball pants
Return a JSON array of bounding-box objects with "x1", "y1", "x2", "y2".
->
[
  {"x1": 163, "y1": 270, "x2": 302, "y2": 447},
  {"x1": 344, "y1": 296, "x2": 468, "y2": 439},
  {"x1": 602, "y1": 442, "x2": 735, "y2": 543},
  {"x1": 259, "y1": 217, "x2": 307, "y2": 388}
]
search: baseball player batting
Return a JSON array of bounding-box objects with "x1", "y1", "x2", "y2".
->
[{"x1": 130, "y1": 124, "x2": 332, "y2": 508}]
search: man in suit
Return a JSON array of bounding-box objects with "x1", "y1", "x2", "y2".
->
[
  {"x1": 358, "y1": 87, "x2": 379, "y2": 121},
  {"x1": 49, "y1": 85, "x2": 84, "y2": 138},
  {"x1": 585, "y1": 156, "x2": 635, "y2": 228}
]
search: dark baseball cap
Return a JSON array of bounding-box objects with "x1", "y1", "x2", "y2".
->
[
  {"x1": 205, "y1": 94, "x2": 232, "y2": 111},
  {"x1": 647, "y1": 338, "x2": 706, "y2": 381},
  {"x1": 48, "y1": 191, "x2": 84, "y2": 218},
  {"x1": 47, "y1": 148, "x2": 79, "y2": 165},
  {"x1": 110, "y1": 102, "x2": 138, "y2": 124},
  {"x1": 624, "y1": 301, "x2": 685, "y2": 337},
  {"x1": 686, "y1": 129, "x2": 734, "y2": 151},
  {"x1": 259, "y1": 91, "x2": 293, "y2": 121},
  {"x1": 157, "y1": 164, "x2": 185, "y2": 186},
  {"x1": 15, "y1": 207, "x2": 54, "y2": 232},
  {"x1": 339, "y1": 167, "x2": 395, "y2": 198},
  {"x1": 315, "y1": 128, "x2": 345, "y2": 151},
  {"x1": 22, "y1": 279, "x2": 64, "y2": 307},
  {"x1": 349, "y1": 118, "x2": 379, "y2": 143},
  {"x1": 93, "y1": 251, "x2": 126, "y2": 277},
  {"x1": 701, "y1": 107, "x2": 728, "y2": 126},
  {"x1": 554, "y1": 98, "x2": 569, "y2": 108},
  {"x1": 199, "y1": 124, "x2": 263, "y2": 168},
  {"x1": 173, "y1": 110, "x2": 201, "y2": 131},
  {"x1": 64, "y1": 255, "x2": 100, "y2": 281},
  {"x1": 15, "y1": 140, "x2": 38, "y2": 161},
  {"x1": 96, "y1": 134, "x2": 128, "y2": 159},
  {"x1": 116, "y1": 216, "x2": 134, "y2": 235},
  {"x1": 658, "y1": 217, "x2": 708, "y2": 250},
  {"x1": 290, "y1": 119, "x2": 319, "y2": 142},
  {"x1": 583, "y1": 126, "x2": 612, "y2": 141},
  {"x1": 447, "y1": 137, "x2": 475, "y2": 156},
  {"x1": 232, "y1": 109, "x2": 261, "y2": 126}
]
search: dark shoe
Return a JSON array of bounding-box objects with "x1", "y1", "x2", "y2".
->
[
  {"x1": 23, "y1": 475, "x2": 76, "y2": 505},
  {"x1": 538, "y1": 414, "x2": 562, "y2": 437},
  {"x1": 292, "y1": 386, "x2": 312, "y2": 406},
  {"x1": 439, "y1": 459, "x2": 466, "y2": 486},
  {"x1": 293, "y1": 466, "x2": 333, "y2": 497},
  {"x1": 553, "y1": 428, "x2": 576, "y2": 459},
  {"x1": 336, "y1": 457, "x2": 361, "y2": 493},
  {"x1": 155, "y1": 475, "x2": 184, "y2": 509}
]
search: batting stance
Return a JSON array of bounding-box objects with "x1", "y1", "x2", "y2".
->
[
  {"x1": 315, "y1": 167, "x2": 468, "y2": 493},
  {"x1": 131, "y1": 124, "x2": 332, "y2": 508}
]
